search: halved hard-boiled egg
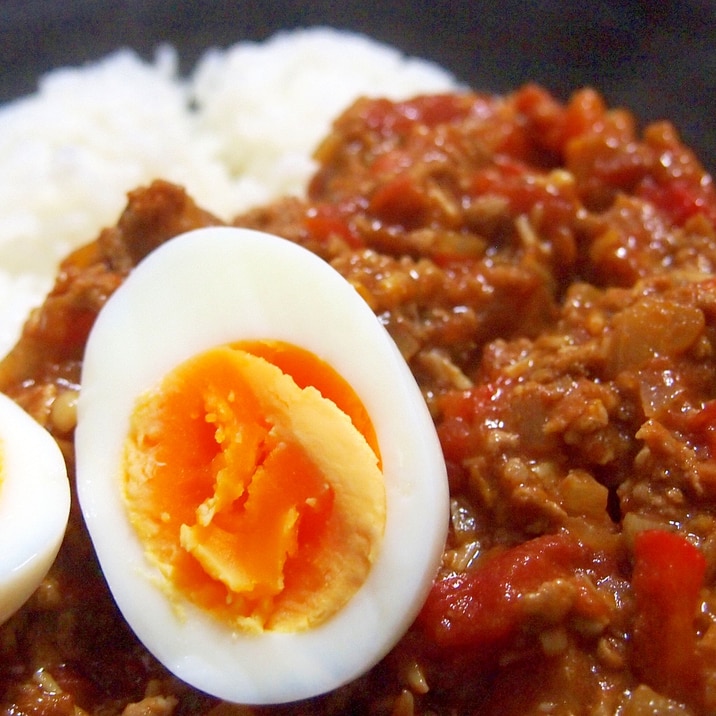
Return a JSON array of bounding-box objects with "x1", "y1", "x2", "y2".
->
[
  {"x1": 0, "y1": 392, "x2": 70, "y2": 624},
  {"x1": 76, "y1": 226, "x2": 448, "y2": 705}
]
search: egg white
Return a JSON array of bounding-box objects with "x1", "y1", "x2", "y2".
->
[
  {"x1": 75, "y1": 227, "x2": 449, "y2": 705},
  {"x1": 0, "y1": 392, "x2": 70, "y2": 624}
]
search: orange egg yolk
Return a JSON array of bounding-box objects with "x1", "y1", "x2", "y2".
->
[{"x1": 122, "y1": 340, "x2": 385, "y2": 632}]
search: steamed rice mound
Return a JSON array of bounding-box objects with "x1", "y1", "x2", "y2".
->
[{"x1": 0, "y1": 27, "x2": 458, "y2": 356}]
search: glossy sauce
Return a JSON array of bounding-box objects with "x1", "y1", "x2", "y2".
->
[{"x1": 2, "y1": 84, "x2": 716, "y2": 715}]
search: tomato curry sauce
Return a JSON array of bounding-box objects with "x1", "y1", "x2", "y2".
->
[{"x1": 2, "y1": 84, "x2": 716, "y2": 715}]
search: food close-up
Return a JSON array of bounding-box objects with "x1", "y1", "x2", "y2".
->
[{"x1": 1, "y1": 4, "x2": 715, "y2": 715}]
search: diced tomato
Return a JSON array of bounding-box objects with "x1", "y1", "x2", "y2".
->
[
  {"x1": 638, "y1": 175, "x2": 716, "y2": 227},
  {"x1": 438, "y1": 383, "x2": 496, "y2": 422},
  {"x1": 562, "y1": 88, "x2": 608, "y2": 143},
  {"x1": 368, "y1": 174, "x2": 428, "y2": 229},
  {"x1": 436, "y1": 384, "x2": 499, "y2": 462},
  {"x1": 631, "y1": 529, "x2": 706, "y2": 703},
  {"x1": 359, "y1": 98, "x2": 406, "y2": 134},
  {"x1": 369, "y1": 149, "x2": 414, "y2": 178},
  {"x1": 512, "y1": 83, "x2": 569, "y2": 156},
  {"x1": 304, "y1": 205, "x2": 363, "y2": 249},
  {"x1": 400, "y1": 93, "x2": 475, "y2": 128},
  {"x1": 470, "y1": 156, "x2": 529, "y2": 194},
  {"x1": 359, "y1": 94, "x2": 474, "y2": 137},
  {"x1": 419, "y1": 533, "x2": 595, "y2": 650},
  {"x1": 685, "y1": 399, "x2": 716, "y2": 456},
  {"x1": 469, "y1": 157, "x2": 578, "y2": 234}
]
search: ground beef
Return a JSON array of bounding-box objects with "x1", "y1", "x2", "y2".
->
[{"x1": 2, "y1": 84, "x2": 716, "y2": 715}]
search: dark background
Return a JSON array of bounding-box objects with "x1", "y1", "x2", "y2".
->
[{"x1": 1, "y1": 0, "x2": 714, "y2": 171}]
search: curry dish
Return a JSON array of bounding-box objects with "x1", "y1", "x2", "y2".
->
[{"x1": 2, "y1": 85, "x2": 716, "y2": 714}]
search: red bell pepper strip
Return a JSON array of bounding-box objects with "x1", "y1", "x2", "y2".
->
[
  {"x1": 418, "y1": 533, "x2": 596, "y2": 650},
  {"x1": 631, "y1": 529, "x2": 707, "y2": 703}
]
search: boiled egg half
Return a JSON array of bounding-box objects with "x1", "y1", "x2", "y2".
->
[
  {"x1": 0, "y1": 392, "x2": 70, "y2": 624},
  {"x1": 76, "y1": 226, "x2": 448, "y2": 705}
]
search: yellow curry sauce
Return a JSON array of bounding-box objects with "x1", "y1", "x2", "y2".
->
[{"x1": 2, "y1": 85, "x2": 716, "y2": 714}]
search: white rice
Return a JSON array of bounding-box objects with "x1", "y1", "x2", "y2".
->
[{"x1": 0, "y1": 27, "x2": 458, "y2": 357}]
